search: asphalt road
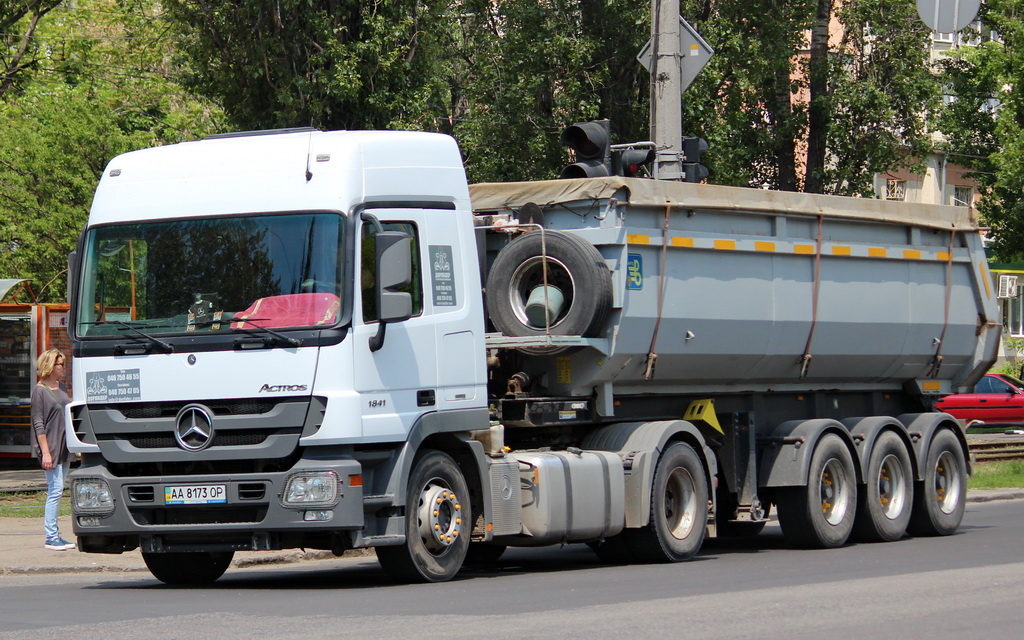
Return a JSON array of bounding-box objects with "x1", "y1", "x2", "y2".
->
[{"x1": 2, "y1": 498, "x2": 1023, "y2": 639}]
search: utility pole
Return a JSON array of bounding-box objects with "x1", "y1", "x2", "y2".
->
[{"x1": 650, "y1": 0, "x2": 683, "y2": 180}]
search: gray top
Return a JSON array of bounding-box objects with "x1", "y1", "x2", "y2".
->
[
  {"x1": 31, "y1": 382, "x2": 70, "y2": 465},
  {"x1": 469, "y1": 177, "x2": 980, "y2": 232}
]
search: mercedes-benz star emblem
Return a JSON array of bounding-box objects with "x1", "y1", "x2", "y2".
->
[{"x1": 175, "y1": 405, "x2": 214, "y2": 451}]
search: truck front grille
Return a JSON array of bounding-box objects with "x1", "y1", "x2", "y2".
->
[
  {"x1": 130, "y1": 506, "x2": 268, "y2": 526},
  {"x1": 105, "y1": 427, "x2": 300, "y2": 449}
]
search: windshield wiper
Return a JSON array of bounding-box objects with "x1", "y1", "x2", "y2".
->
[
  {"x1": 110, "y1": 321, "x2": 175, "y2": 353},
  {"x1": 230, "y1": 317, "x2": 302, "y2": 348},
  {"x1": 79, "y1": 320, "x2": 175, "y2": 353}
]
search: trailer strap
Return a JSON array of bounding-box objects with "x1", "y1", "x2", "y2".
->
[
  {"x1": 927, "y1": 229, "x2": 956, "y2": 378},
  {"x1": 799, "y1": 215, "x2": 824, "y2": 379},
  {"x1": 644, "y1": 203, "x2": 672, "y2": 380}
]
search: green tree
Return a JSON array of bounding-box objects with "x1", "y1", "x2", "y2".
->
[
  {"x1": 0, "y1": 0, "x2": 63, "y2": 98},
  {"x1": 449, "y1": 1, "x2": 649, "y2": 182},
  {"x1": 0, "y1": 0, "x2": 222, "y2": 302},
  {"x1": 937, "y1": 1, "x2": 1024, "y2": 261},
  {"x1": 160, "y1": 0, "x2": 454, "y2": 132},
  {"x1": 681, "y1": 0, "x2": 939, "y2": 194}
]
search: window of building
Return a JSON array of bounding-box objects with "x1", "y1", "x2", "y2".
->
[
  {"x1": 885, "y1": 179, "x2": 906, "y2": 201},
  {"x1": 1003, "y1": 289, "x2": 1024, "y2": 338},
  {"x1": 953, "y1": 185, "x2": 973, "y2": 207},
  {"x1": 361, "y1": 221, "x2": 423, "y2": 322},
  {"x1": 931, "y1": 31, "x2": 955, "y2": 43}
]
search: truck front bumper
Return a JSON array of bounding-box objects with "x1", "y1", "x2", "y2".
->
[{"x1": 69, "y1": 457, "x2": 365, "y2": 554}]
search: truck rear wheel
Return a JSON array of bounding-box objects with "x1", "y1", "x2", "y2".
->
[
  {"x1": 907, "y1": 428, "x2": 966, "y2": 536},
  {"x1": 777, "y1": 433, "x2": 857, "y2": 548},
  {"x1": 376, "y1": 450, "x2": 471, "y2": 583},
  {"x1": 485, "y1": 230, "x2": 612, "y2": 337},
  {"x1": 627, "y1": 442, "x2": 708, "y2": 562},
  {"x1": 142, "y1": 551, "x2": 233, "y2": 585},
  {"x1": 853, "y1": 430, "x2": 913, "y2": 542}
]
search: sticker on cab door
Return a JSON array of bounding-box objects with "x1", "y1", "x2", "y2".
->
[
  {"x1": 430, "y1": 245, "x2": 457, "y2": 306},
  {"x1": 86, "y1": 369, "x2": 141, "y2": 402}
]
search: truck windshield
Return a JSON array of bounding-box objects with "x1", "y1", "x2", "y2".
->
[{"x1": 75, "y1": 212, "x2": 344, "y2": 337}]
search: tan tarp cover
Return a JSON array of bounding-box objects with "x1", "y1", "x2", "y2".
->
[{"x1": 469, "y1": 177, "x2": 980, "y2": 232}]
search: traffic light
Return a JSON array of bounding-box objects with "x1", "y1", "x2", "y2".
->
[
  {"x1": 614, "y1": 147, "x2": 656, "y2": 178},
  {"x1": 560, "y1": 120, "x2": 612, "y2": 178},
  {"x1": 682, "y1": 136, "x2": 709, "y2": 183}
]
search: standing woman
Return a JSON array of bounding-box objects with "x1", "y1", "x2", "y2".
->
[{"x1": 31, "y1": 348, "x2": 76, "y2": 551}]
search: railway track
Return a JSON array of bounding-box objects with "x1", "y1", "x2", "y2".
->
[{"x1": 968, "y1": 438, "x2": 1024, "y2": 462}]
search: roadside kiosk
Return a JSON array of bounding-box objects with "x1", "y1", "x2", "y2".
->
[{"x1": 0, "y1": 279, "x2": 71, "y2": 462}]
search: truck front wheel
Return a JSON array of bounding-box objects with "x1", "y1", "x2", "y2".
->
[
  {"x1": 628, "y1": 442, "x2": 708, "y2": 562},
  {"x1": 376, "y1": 450, "x2": 471, "y2": 583},
  {"x1": 142, "y1": 551, "x2": 233, "y2": 585},
  {"x1": 777, "y1": 433, "x2": 857, "y2": 548}
]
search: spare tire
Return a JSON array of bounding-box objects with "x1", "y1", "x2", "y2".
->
[{"x1": 486, "y1": 230, "x2": 612, "y2": 337}]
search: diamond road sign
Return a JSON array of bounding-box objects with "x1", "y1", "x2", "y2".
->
[{"x1": 637, "y1": 16, "x2": 714, "y2": 94}]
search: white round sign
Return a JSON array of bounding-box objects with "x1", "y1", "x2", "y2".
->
[{"x1": 916, "y1": 0, "x2": 982, "y2": 32}]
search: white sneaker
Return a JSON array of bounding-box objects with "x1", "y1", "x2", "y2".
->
[{"x1": 44, "y1": 537, "x2": 76, "y2": 551}]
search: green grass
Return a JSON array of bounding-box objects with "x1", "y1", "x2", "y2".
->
[
  {"x1": 969, "y1": 459, "x2": 1024, "y2": 490},
  {"x1": 0, "y1": 492, "x2": 72, "y2": 518}
]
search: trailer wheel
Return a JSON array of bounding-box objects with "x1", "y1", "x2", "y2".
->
[
  {"x1": 852, "y1": 430, "x2": 914, "y2": 542},
  {"x1": 486, "y1": 231, "x2": 612, "y2": 337},
  {"x1": 627, "y1": 442, "x2": 708, "y2": 562},
  {"x1": 376, "y1": 450, "x2": 470, "y2": 583},
  {"x1": 777, "y1": 433, "x2": 857, "y2": 548},
  {"x1": 907, "y1": 428, "x2": 966, "y2": 537},
  {"x1": 142, "y1": 551, "x2": 233, "y2": 585}
]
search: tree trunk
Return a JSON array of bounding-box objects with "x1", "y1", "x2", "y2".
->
[{"x1": 803, "y1": 0, "x2": 833, "y2": 194}]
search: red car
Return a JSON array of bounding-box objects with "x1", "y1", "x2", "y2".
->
[{"x1": 935, "y1": 372, "x2": 1024, "y2": 426}]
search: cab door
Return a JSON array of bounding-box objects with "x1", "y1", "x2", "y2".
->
[{"x1": 351, "y1": 210, "x2": 437, "y2": 440}]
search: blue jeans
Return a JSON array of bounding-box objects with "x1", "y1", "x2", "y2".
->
[{"x1": 43, "y1": 460, "x2": 70, "y2": 541}]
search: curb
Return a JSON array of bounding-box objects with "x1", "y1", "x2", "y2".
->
[{"x1": 0, "y1": 548, "x2": 372, "y2": 576}]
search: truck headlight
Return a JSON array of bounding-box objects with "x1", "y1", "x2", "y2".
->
[
  {"x1": 282, "y1": 471, "x2": 341, "y2": 508},
  {"x1": 72, "y1": 478, "x2": 114, "y2": 515}
]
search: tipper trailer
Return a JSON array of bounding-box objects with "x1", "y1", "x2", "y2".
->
[{"x1": 66, "y1": 129, "x2": 999, "y2": 583}]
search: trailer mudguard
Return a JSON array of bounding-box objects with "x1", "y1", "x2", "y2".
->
[
  {"x1": 581, "y1": 420, "x2": 716, "y2": 528},
  {"x1": 841, "y1": 416, "x2": 917, "y2": 480},
  {"x1": 760, "y1": 419, "x2": 860, "y2": 488},
  {"x1": 897, "y1": 412, "x2": 972, "y2": 479}
]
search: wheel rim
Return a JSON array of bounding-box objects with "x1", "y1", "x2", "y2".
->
[
  {"x1": 877, "y1": 453, "x2": 908, "y2": 520},
  {"x1": 508, "y1": 255, "x2": 576, "y2": 329},
  {"x1": 818, "y1": 458, "x2": 851, "y2": 526},
  {"x1": 664, "y1": 466, "x2": 698, "y2": 540},
  {"x1": 415, "y1": 479, "x2": 463, "y2": 555},
  {"x1": 934, "y1": 451, "x2": 962, "y2": 515}
]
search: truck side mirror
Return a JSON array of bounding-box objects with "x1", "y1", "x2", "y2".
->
[
  {"x1": 67, "y1": 250, "x2": 77, "y2": 305},
  {"x1": 370, "y1": 231, "x2": 412, "y2": 352},
  {"x1": 375, "y1": 231, "x2": 413, "y2": 323}
]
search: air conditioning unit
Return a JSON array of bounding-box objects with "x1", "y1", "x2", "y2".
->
[{"x1": 998, "y1": 274, "x2": 1019, "y2": 299}]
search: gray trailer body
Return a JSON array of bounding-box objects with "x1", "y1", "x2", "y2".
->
[{"x1": 472, "y1": 178, "x2": 999, "y2": 410}]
